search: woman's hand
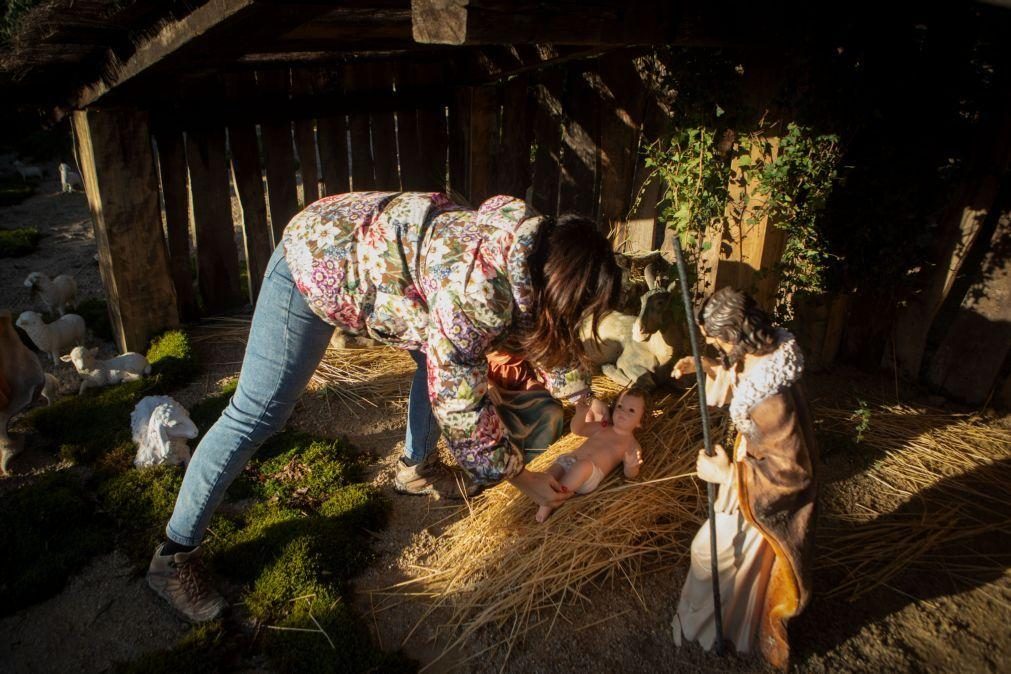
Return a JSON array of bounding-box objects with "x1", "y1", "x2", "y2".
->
[
  {"x1": 696, "y1": 444, "x2": 732, "y2": 484},
  {"x1": 509, "y1": 468, "x2": 573, "y2": 508}
]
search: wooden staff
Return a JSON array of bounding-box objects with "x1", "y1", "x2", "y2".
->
[{"x1": 670, "y1": 233, "x2": 725, "y2": 655}]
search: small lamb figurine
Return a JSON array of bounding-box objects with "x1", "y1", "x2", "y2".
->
[
  {"x1": 1, "y1": 311, "x2": 46, "y2": 474},
  {"x1": 131, "y1": 396, "x2": 198, "y2": 468},
  {"x1": 61, "y1": 346, "x2": 151, "y2": 395},
  {"x1": 16, "y1": 311, "x2": 86, "y2": 365},
  {"x1": 24, "y1": 272, "x2": 78, "y2": 316},
  {"x1": 59, "y1": 163, "x2": 84, "y2": 193}
]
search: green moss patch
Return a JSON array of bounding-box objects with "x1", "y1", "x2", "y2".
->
[
  {"x1": 98, "y1": 465, "x2": 185, "y2": 560},
  {"x1": 0, "y1": 225, "x2": 42, "y2": 255},
  {"x1": 0, "y1": 472, "x2": 114, "y2": 616}
]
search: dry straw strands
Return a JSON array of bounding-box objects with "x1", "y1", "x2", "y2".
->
[
  {"x1": 392, "y1": 385, "x2": 719, "y2": 665},
  {"x1": 814, "y1": 402, "x2": 1011, "y2": 600},
  {"x1": 389, "y1": 395, "x2": 1009, "y2": 663}
]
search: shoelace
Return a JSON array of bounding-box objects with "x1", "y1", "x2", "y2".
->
[{"x1": 176, "y1": 557, "x2": 210, "y2": 601}]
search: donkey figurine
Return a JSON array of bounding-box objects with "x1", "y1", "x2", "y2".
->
[{"x1": 581, "y1": 261, "x2": 687, "y2": 388}]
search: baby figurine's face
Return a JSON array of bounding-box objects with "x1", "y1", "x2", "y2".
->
[{"x1": 611, "y1": 392, "x2": 645, "y2": 433}]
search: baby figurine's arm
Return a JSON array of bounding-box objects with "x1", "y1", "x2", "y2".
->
[
  {"x1": 570, "y1": 399, "x2": 604, "y2": 437},
  {"x1": 623, "y1": 440, "x2": 643, "y2": 479}
]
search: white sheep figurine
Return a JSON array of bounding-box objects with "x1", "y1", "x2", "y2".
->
[
  {"x1": 59, "y1": 162, "x2": 83, "y2": 193},
  {"x1": 16, "y1": 311, "x2": 86, "y2": 365},
  {"x1": 131, "y1": 396, "x2": 198, "y2": 468},
  {"x1": 12, "y1": 160, "x2": 43, "y2": 182},
  {"x1": 61, "y1": 346, "x2": 150, "y2": 395},
  {"x1": 24, "y1": 272, "x2": 78, "y2": 316}
]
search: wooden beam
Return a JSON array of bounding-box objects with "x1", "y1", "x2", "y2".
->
[
  {"x1": 411, "y1": 0, "x2": 676, "y2": 46},
  {"x1": 185, "y1": 126, "x2": 245, "y2": 314},
  {"x1": 72, "y1": 109, "x2": 179, "y2": 352},
  {"x1": 154, "y1": 129, "x2": 200, "y2": 320},
  {"x1": 73, "y1": 0, "x2": 340, "y2": 108}
]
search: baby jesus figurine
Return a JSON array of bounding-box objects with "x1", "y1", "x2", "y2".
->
[{"x1": 535, "y1": 387, "x2": 649, "y2": 523}]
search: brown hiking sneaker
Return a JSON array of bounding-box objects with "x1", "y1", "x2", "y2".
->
[
  {"x1": 393, "y1": 457, "x2": 479, "y2": 499},
  {"x1": 146, "y1": 544, "x2": 228, "y2": 623}
]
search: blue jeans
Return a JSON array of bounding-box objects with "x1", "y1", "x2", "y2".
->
[{"x1": 166, "y1": 246, "x2": 440, "y2": 546}]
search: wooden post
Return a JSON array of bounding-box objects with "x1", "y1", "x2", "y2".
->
[
  {"x1": 597, "y1": 52, "x2": 648, "y2": 246},
  {"x1": 291, "y1": 68, "x2": 321, "y2": 207},
  {"x1": 928, "y1": 203, "x2": 1011, "y2": 404},
  {"x1": 258, "y1": 69, "x2": 300, "y2": 241},
  {"x1": 558, "y1": 63, "x2": 602, "y2": 219},
  {"x1": 343, "y1": 64, "x2": 377, "y2": 191},
  {"x1": 715, "y1": 136, "x2": 784, "y2": 311},
  {"x1": 72, "y1": 108, "x2": 179, "y2": 352},
  {"x1": 154, "y1": 129, "x2": 199, "y2": 320},
  {"x1": 413, "y1": 65, "x2": 450, "y2": 192},
  {"x1": 228, "y1": 124, "x2": 273, "y2": 301},
  {"x1": 185, "y1": 126, "x2": 244, "y2": 313},
  {"x1": 530, "y1": 64, "x2": 565, "y2": 216},
  {"x1": 467, "y1": 86, "x2": 498, "y2": 206},
  {"x1": 448, "y1": 87, "x2": 472, "y2": 201},
  {"x1": 494, "y1": 75, "x2": 533, "y2": 199},
  {"x1": 362, "y1": 62, "x2": 400, "y2": 191},
  {"x1": 614, "y1": 93, "x2": 666, "y2": 256}
]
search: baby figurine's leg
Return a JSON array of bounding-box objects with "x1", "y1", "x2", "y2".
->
[{"x1": 536, "y1": 459, "x2": 595, "y2": 523}]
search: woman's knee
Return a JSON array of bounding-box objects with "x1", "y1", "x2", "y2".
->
[{"x1": 219, "y1": 391, "x2": 294, "y2": 445}]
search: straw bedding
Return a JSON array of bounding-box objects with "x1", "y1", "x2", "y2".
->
[
  {"x1": 815, "y1": 403, "x2": 1011, "y2": 600},
  {"x1": 390, "y1": 382, "x2": 721, "y2": 662},
  {"x1": 393, "y1": 394, "x2": 1010, "y2": 660}
]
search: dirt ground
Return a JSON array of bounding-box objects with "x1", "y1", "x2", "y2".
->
[{"x1": 1, "y1": 169, "x2": 1008, "y2": 673}]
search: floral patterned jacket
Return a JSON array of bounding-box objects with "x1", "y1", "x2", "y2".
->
[{"x1": 282, "y1": 192, "x2": 590, "y2": 483}]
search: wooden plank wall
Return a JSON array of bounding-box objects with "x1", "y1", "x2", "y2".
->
[{"x1": 148, "y1": 61, "x2": 454, "y2": 319}]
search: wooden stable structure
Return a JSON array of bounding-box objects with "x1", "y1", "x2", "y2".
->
[{"x1": 3, "y1": 0, "x2": 1010, "y2": 407}]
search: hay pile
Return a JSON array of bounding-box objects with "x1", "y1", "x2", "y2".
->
[
  {"x1": 190, "y1": 316, "x2": 416, "y2": 411},
  {"x1": 815, "y1": 402, "x2": 1011, "y2": 600},
  {"x1": 389, "y1": 395, "x2": 1010, "y2": 662},
  {"x1": 392, "y1": 383, "x2": 719, "y2": 662}
]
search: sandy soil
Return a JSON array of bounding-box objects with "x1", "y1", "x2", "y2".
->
[{"x1": 1, "y1": 172, "x2": 1008, "y2": 673}]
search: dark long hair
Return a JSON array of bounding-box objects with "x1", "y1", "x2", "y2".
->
[
  {"x1": 695, "y1": 287, "x2": 778, "y2": 367},
  {"x1": 521, "y1": 214, "x2": 622, "y2": 370}
]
